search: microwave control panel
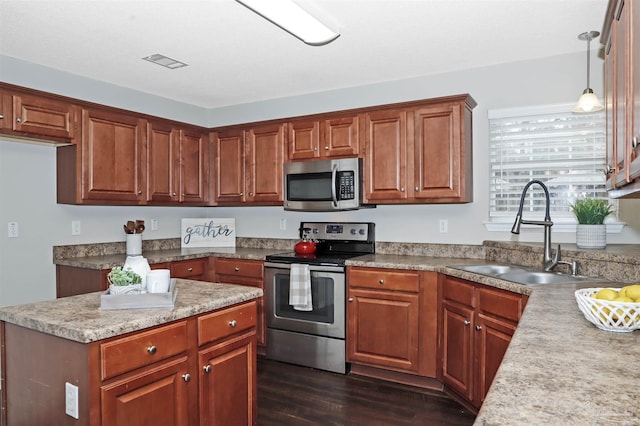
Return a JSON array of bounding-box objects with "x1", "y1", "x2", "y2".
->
[{"x1": 337, "y1": 171, "x2": 355, "y2": 200}]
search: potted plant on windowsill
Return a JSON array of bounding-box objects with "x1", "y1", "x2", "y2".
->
[
  {"x1": 107, "y1": 266, "x2": 144, "y2": 295},
  {"x1": 570, "y1": 198, "x2": 614, "y2": 249}
]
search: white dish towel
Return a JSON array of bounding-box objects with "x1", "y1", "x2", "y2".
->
[{"x1": 289, "y1": 264, "x2": 312, "y2": 311}]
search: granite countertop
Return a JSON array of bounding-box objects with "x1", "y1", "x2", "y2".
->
[
  {"x1": 0, "y1": 279, "x2": 263, "y2": 343},
  {"x1": 54, "y1": 246, "x2": 287, "y2": 270}
]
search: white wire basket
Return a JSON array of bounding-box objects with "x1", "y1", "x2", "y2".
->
[{"x1": 575, "y1": 288, "x2": 640, "y2": 332}]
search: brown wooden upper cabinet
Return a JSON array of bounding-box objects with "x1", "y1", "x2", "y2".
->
[
  {"x1": 0, "y1": 85, "x2": 78, "y2": 142},
  {"x1": 287, "y1": 114, "x2": 360, "y2": 160},
  {"x1": 603, "y1": 0, "x2": 640, "y2": 196},
  {"x1": 364, "y1": 95, "x2": 476, "y2": 204},
  {"x1": 57, "y1": 107, "x2": 147, "y2": 204},
  {"x1": 147, "y1": 120, "x2": 209, "y2": 205},
  {"x1": 212, "y1": 122, "x2": 285, "y2": 205}
]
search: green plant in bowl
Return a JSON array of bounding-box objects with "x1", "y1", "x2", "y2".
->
[
  {"x1": 107, "y1": 266, "x2": 142, "y2": 286},
  {"x1": 570, "y1": 198, "x2": 614, "y2": 224}
]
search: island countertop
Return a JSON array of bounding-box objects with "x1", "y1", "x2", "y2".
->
[{"x1": 0, "y1": 279, "x2": 263, "y2": 343}]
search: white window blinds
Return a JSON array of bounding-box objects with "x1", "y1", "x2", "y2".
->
[{"x1": 488, "y1": 103, "x2": 608, "y2": 223}]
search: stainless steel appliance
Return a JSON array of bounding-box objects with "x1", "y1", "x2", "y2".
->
[
  {"x1": 264, "y1": 221, "x2": 375, "y2": 374},
  {"x1": 283, "y1": 157, "x2": 368, "y2": 211}
]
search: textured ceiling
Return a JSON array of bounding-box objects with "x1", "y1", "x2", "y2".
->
[{"x1": 0, "y1": 0, "x2": 609, "y2": 108}]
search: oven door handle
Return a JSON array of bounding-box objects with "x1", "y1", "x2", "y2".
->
[
  {"x1": 331, "y1": 163, "x2": 338, "y2": 208},
  {"x1": 264, "y1": 262, "x2": 345, "y2": 273}
]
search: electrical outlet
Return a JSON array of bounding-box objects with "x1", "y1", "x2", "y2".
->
[
  {"x1": 279, "y1": 218, "x2": 286, "y2": 230},
  {"x1": 151, "y1": 219, "x2": 159, "y2": 231},
  {"x1": 7, "y1": 222, "x2": 19, "y2": 238},
  {"x1": 439, "y1": 219, "x2": 448, "y2": 233},
  {"x1": 71, "y1": 221, "x2": 81, "y2": 236},
  {"x1": 65, "y1": 382, "x2": 79, "y2": 419}
]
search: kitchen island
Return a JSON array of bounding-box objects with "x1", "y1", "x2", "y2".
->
[{"x1": 0, "y1": 279, "x2": 262, "y2": 426}]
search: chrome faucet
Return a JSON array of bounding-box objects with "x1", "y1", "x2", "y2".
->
[{"x1": 511, "y1": 180, "x2": 558, "y2": 272}]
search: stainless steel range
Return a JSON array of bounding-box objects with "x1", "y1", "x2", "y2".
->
[{"x1": 264, "y1": 221, "x2": 375, "y2": 374}]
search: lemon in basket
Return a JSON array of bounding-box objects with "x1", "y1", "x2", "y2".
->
[
  {"x1": 595, "y1": 288, "x2": 618, "y2": 301},
  {"x1": 621, "y1": 284, "x2": 640, "y2": 301}
]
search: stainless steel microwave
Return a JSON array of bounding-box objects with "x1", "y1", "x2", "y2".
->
[{"x1": 283, "y1": 158, "x2": 365, "y2": 211}]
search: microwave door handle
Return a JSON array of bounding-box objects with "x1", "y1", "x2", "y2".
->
[{"x1": 331, "y1": 164, "x2": 338, "y2": 207}]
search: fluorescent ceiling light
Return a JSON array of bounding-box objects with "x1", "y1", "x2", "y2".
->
[
  {"x1": 236, "y1": 0, "x2": 339, "y2": 46},
  {"x1": 142, "y1": 54, "x2": 188, "y2": 69}
]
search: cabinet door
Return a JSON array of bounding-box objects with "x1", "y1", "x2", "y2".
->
[
  {"x1": 11, "y1": 92, "x2": 76, "y2": 140},
  {"x1": 245, "y1": 123, "x2": 285, "y2": 203},
  {"x1": 198, "y1": 332, "x2": 257, "y2": 426},
  {"x1": 347, "y1": 288, "x2": 419, "y2": 373},
  {"x1": 615, "y1": 1, "x2": 629, "y2": 186},
  {"x1": 213, "y1": 129, "x2": 245, "y2": 203},
  {"x1": 363, "y1": 108, "x2": 408, "y2": 201},
  {"x1": 474, "y1": 313, "x2": 516, "y2": 409},
  {"x1": 288, "y1": 119, "x2": 320, "y2": 160},
  {"x1": 413, "y1": 103, "x2": 469, "y2": 202},
  {"x1": 147, "y1": 120, "x2": 180, "y2": 203},
  {"x1": 101, "y1": 356, "x2": 192, "y2": 426},
  {"x1": 323, "y1": 115, "x2": 360, "y2": 157},
  {"x1": 81, "y1": 108, "x2": 146, "y2": 202},
  {"x1": 441, "y1": 300, "x2": 474, "y2": 402},
  {"x1": 179, "y1": 127, "x2": 209, "y2": 204},
  {"x1": 628, "y1": 0, "x2": 640, "y2": 181}
]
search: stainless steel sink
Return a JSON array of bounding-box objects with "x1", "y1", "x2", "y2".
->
[
  {"x1": 453, "y1": 264, "x2": 599, "y2": 285},
  {"x1": 456, "y1": 264, "x2": 529, "y2": 276}
]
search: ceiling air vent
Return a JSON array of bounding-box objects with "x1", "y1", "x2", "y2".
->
[{"x1": 142, "y1": 54, "x2": 188, "y2": 69}]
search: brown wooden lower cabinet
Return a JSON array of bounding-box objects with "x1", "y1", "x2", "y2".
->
[
  {"x1": 213, "y1": 258, "x2": 265, "y2": 353},
  {"x1": 439, "y1": 275, "x2": 528, "y2": 410},
  {"x1": 56, "y1": 258, "x2": 206, "y2": 298},
  {"x1": 346, "y1": 267, "x2": 438, "y2": 379},
  {"x1": 1, "y1": 300, "x2": 257, "y2": 426}
]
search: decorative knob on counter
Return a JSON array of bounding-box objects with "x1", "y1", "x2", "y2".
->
[{"x1": 147, "y1": 345, "x2": 157, "y2": 354}]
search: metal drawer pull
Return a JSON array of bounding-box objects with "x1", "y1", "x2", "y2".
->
[
  {"x1": 348, "y1": 298, "x2": 354, "y2": 302},
  {"x1": 16, "y1": 117, "x2": 22, "y2": 123},
  {"x1": 0, "y1": 114, "x2": 4, "y2": 119},
  {"x1": 378, "y1": 279, "x2": 384, "y2": 284},
  {"x1": 187, "y1": 267, "x2": 193, "y2": 272},
  {"x1": 464, "y1": 320, "x2": 471, "y2": 326},
  {"x1": 147, "y1": 345, "x2": 157, "y2": 354},
  {"x1": 203, "y1": 365, "x2": 212, "y2": 373},
  {"x1": 475, "y1": 325, "x2": 482, "y2": 331},
  {"x1": 234, "y1": 267, "x2": 240, "y2": 271},
  {"x1": 229, "y1": 320, "x2": 237, "y2": 328},
  {"x1": 182, "y1": 373, "x2": 191, "y2": 382}
]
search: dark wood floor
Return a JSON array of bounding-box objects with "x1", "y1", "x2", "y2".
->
[{"x1": 257, "y1": 359, "x2": 476, "y2": 426}]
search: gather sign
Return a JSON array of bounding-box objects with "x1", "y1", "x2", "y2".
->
[{"x1": 181, "y1": 218, "x2": 235, "y2": 248}]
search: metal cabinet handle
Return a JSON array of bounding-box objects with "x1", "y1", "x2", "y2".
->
[
  {"x1": 475, "y1": 325, "x2": 482, "y2": 331},
  {"x1": 182, "y1": 373, "x2": 191, "y2": 382},
  {"x1": 0, "y1": 114, "x2": 4, "y2": 119},
  {"x1": 147, "y1": 345, "x2": 157, "y2": 354},
  {"x1": 240, "y1": 192, "x2": 244, "y2": 196},
  {"x1": 187, "y1": 267, "x2": 193, "y2": 272},
  {"x1": 172, "y1": 192, "x2": 177, "y2": 196},
  {"x1": 604, "y1": 165, "x2": 614, "y2": 176},
  {"x1": 249, "y1": 192, "x2": 253, "y2": 196},
  {"x1": 464, "y1": 320, "x2": 471, "y2": 326},
  {"x1": 400, "y1": 187, "x2": 405, "y2": 192},
  {"x1": 229, "y1": 320, "x2": 237, "y2": 328},
  {"x1": 415, "y1": 186, "x2": 419, "y2": 192},
  {"x1": 324, "y1": 146, "x2": 329, "y2": 150},
  {"x1": 203, "y1": 365, "x2": 212, "y2": 374},
  {"x1": 633, "y1": 136, "x2": 639, "y2": 149},
  {"x1": 16, "y1": 117, "x2": 22, "y2": 123},
  {"x1": 378, "y1": 279, "x2": 384, "y2": 284},
  {"x1": 348, "y1": 298, "x2": 354, "y2": 302},
  {"x1": 234, "y1": 267, "x2": 240, "y2": 272},
  {"x1": 137, "y1": 190, "x2": 142, "y2": 195},
  {"x1": 313, "y1": 147, "x2": 318, "y2": 151}
]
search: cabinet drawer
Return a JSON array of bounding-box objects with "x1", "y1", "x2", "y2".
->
[
  {"x1": 198, "y1": 301, "x2": 257, "y2": 346},
  {"x1": 215, "y1": 258, "x2": 263, "y2": 278},
  {"x1": 442, "y1": 276, "x2": 475, "y2": 307},
  {"x1": 348, "y1": 268, "x2": 419, "y2": 292},
  {"x1": 100, "y1": 321, "x2": 189, "y2": 380},
  {"x1": 477, "y1": 286, "x2": 525, "y2": 323},
  {"x1": 170, "y1": 258, "x2": 206, "y2": 278}
]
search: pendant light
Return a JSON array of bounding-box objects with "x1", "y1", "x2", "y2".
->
[{"x1": 573, "y1": 31, "x2": 604, "y2": 113}]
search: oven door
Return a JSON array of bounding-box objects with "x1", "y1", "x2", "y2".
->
[{"x1": 264, "y1": 262, "x2": 345, "y2": 339}]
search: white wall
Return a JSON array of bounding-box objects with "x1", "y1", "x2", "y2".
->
[{"x1": 2, "y1": 52, "x2": 639, "y2": 307}]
